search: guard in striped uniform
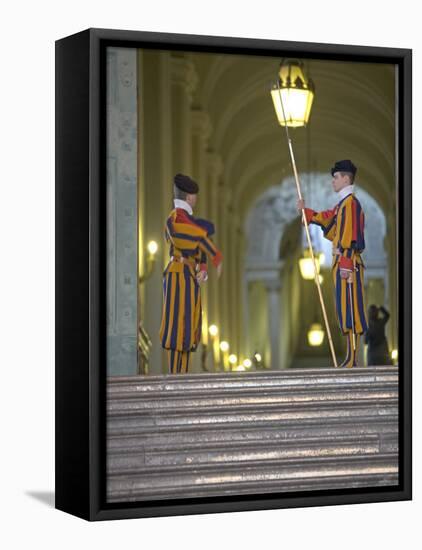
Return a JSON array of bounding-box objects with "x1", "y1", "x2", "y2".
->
[
  {"x1": 298, "y1": 160, "x2": 368, "y2": 368},
  {"x1": 159, "y1": 174, "x2": 223, "y2": 374}
]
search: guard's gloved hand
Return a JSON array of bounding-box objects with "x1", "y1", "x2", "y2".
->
[{"x1": 297, "y1": 199, "x2": 305, "y2": 213}]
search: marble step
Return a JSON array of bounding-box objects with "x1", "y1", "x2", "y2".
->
[
  {"x1": 107, "y1": 367, "x2": 398, "y2": 397},
  {"x1": 107, "y1": 434, "x2": 389, "y2": 472},
  {"x1": 107, "y1": 453, "x2": 398, "y2": 502},
  {"x1": 107, "y1": 400, "x2": 397, "y2": 431},
  {"x1": 108, "y1": 423, "x2": 398, "y2": 454},
  {"x1": 107, "y1": 390, "x2": 397, "y2": 416},
  {"x1": 106, "y1": 367, "x2": 399, "y2": 502}
]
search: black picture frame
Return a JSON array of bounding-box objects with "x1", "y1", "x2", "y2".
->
[{"x1": 55, "y1": 27, "x2": 412, "y2": 521}]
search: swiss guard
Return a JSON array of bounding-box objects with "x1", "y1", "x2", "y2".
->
[
  {"x1": 297, "y1": 160, "x2": 368, "y2": 368},
  {"x1": 159, "y1": 173, "x2": 223, "y2": 374}
]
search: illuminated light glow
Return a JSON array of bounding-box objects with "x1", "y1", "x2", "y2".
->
[
  {"x1": 147, "y1": 240, "x2": 158, "y2": 255},
  {"x1": 254, "y1": 353, "x2": 262, "y2": 362},
  {"x1": 319, "y1": 275, "x2": 324, "y2": 284},
  {"x1": 234, "y1": 365, "x2": 246, "y2": 372},
  {"x1": 271, "y1": 88, "x2": 314, "y2": 127},
  {"x1": 299, "y1": 255, "x2": 320, "y2": 280},
  {"x1": 271, "y1": 60, "x2": 315, "y2": 128},
  {"x1": 209, "y1": 324, "x2": 218, "y2": 337},
  {"x1": 228, "y1": 354, "x2": 237, "y2": 365},
  {"x1": 243, "y1": 359, "x2": 252, "y2": 368},
  {"x1": 308, "y1": 323, "x2": 325, "y2": 347},
  {"x1": 220, "y1": 341, "x2": 229, "y2": 352},
  {"x1": 319, "y1": 253, "x2": 325, "y2": 264},
  {"x1": 391, "y1": 349, "x2": 398, "y2": 360}
]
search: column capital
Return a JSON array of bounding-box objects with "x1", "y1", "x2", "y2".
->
[
  {"x1": 170, "y1": 55, "x2": 198, "y2": 102},
  {"x1": 206, "y1": 151, "x2": 224, "y2": 179},
  {"x1": 244, "y1": 262, "x2": 285, "y2": 285},
  {"x1": 191, "y1": 109, "x2": 212, "y2": 143}
]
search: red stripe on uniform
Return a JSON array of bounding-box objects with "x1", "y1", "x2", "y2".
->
[
  {"x1": 175, "y1": 208, "x2": 198, "y2": 226},
  {"x1": 322, "y1": 207, "x2": 336, "y2": 219}
]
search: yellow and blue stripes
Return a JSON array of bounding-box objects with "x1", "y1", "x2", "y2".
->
[
  {"x1": 340, "y1": 331, "x2": 361, "y2": 368},
  {"x1": 164, "y1": 210, "x2": 222, "y2": 266},
  {"x1": 167, "y1": 350, "x2": 191, "y2": 374},
  {"x1": 332, "y1": 260, "x2": 368, "y2": 334},
  {"x1": 159, "y1": 260, "x2": 202, "y2": 352},
  {"x1": 305, "y1": 193, "x2": 368, "y2": 336},
  {"x1": 159, "y1": 208, "x2": 223, "y2": 374}
]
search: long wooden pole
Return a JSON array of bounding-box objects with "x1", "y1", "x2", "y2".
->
[
  {"x1": 348, "y1": 280, "x2": 356, "y2": 351},
  {"x1": 277, "y1": 83, "x2": 338, "y2": 368}
]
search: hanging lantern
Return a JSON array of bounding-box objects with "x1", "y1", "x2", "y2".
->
[
  {"x1": 271, "y1": 59, "x2": 315, "y2": 127},
  {"x1": 308, "y1": 323, "x2": 325, "y2": 347},
  {"x1": 299, "y1": 249, "x2": 321, "y2": 280}
]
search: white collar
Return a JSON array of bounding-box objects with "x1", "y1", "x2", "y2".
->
[
  {"x1": 337, "y1": 184, "x2": 355, "y2": 202},
  {"x1": 174, "y1": 199, "x2": 193, "y2": 216}
]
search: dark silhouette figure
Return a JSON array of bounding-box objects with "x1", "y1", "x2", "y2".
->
[{"x1": 365, "y1": 305, "x2": 393, "y2": 365}]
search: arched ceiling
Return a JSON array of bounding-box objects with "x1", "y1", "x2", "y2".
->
[{"x1": 189, "y1": 52, "x2": 396, "y2": 219}]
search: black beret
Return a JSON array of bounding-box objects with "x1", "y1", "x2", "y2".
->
[
  {"x1": 330, "y1": 159, "x2": 357, "y2": 177},
  {"x1": 174, "y1": 173, "x2": 199, "y2": 194}
]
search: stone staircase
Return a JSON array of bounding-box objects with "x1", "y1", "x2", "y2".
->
[{"x1": 106, "y1": 366, "x2": 399, "y2": 502}]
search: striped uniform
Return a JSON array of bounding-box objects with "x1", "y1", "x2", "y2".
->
[
  {"x1": 159, "y1": 208, "x2": 222, "y2": 374},
  {"x1": 304, "y1": 193, "x2": 368, "y2": 367}
]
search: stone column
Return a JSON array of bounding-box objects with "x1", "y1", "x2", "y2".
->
[
  {"x1": 191, "y1": 110, "x2": 212, "y2": 218},
  {"x1": 265, "y1": 278, "x2": 283, "y2": 370},
  {"x1": 190, "y1": 110, "x2": 212, "y2": 371},
  {"x1": 206, "y1": 152, "x2": 224, "y2": 369},
  {"x1": 188, "y1": 109, "x2": 214, "y2": 372},
  {"x1": 243, "y1": 276, "x2": 251, "y2": 358},
  {"x1": 170, "y1": 54, "x2": 198, "y2": 176},
  {"x1": 227, "y1": 201, "x2": 238, "y2": 359},
  {"x1": 204, "y1": 152, "x2": 223, "y2": 327},
  {"x1": 159, "y1": 54, "x2": 173, "y2": 263},
  {"x1": 169, "y1": 54, "x2": 201, "y2": 373},
  {"x1": 106, "y1": 47, "x2": 138, "y2": 376},
  {"x1": 233, "y1": 218, "x2": 244, "y2": 360},
  {"x1": 218, "y1": 182, "x2": 231, "y2": 367},
  {"x1": 140, "y1": 51, "x2": 173, "y2": 375},
  {"x1": 386, "y1": 208, "x2": 398, "y2": 355}
]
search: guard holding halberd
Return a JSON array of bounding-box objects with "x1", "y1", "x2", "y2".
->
[{"x1": 297, "y1": 160, "x2": 368, "y2": 368}]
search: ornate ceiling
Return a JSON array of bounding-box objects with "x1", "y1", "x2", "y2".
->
[{"x1": 188, "y1": 52, "x2": 396, "y2": 219}]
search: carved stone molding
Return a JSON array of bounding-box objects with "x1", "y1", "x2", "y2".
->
[
  {"x1": 170, "y1": 55, "x2": 198, "y2": 103},
  {"x1": 207, "y1": 151, "x2": 224, "y2": 180},
  {"x1": 191, "y1": 109, "x2": 212, "y2": 143},
  {"x1": 244, "y1": 262, "x2": 285, "y2": 284}
]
